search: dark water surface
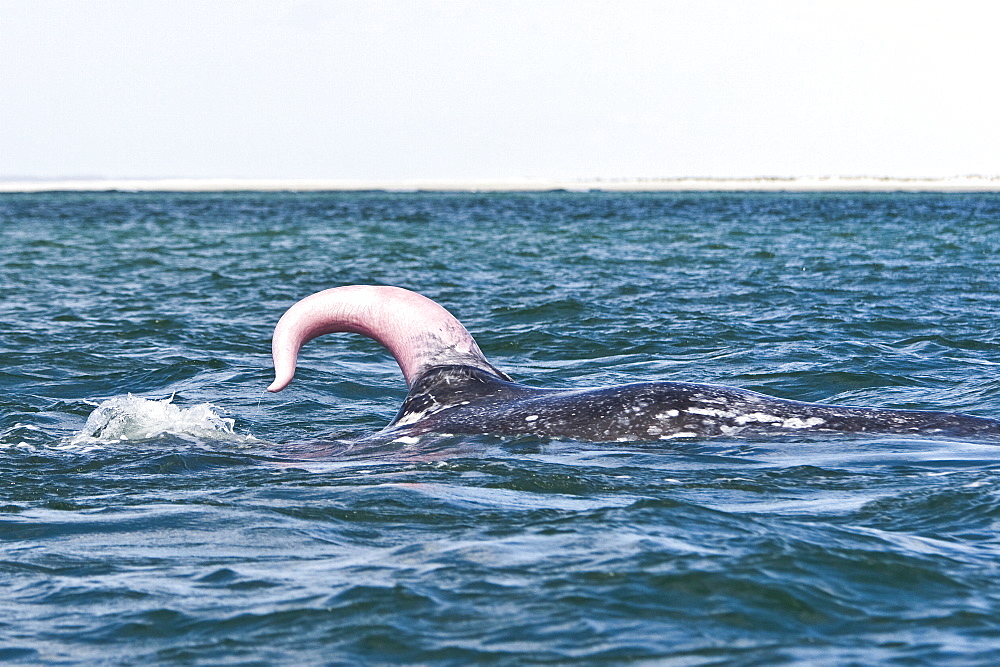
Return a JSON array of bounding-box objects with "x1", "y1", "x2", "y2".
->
[{"x1": 2, "y1": 192, "x2": 1000, "y2": 664}]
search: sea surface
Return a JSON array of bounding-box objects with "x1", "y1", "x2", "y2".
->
[{"x1": 2, "y1": 191, "x2": 1000, "y2": 665}]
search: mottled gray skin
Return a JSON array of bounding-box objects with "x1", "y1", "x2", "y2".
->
[
  {"x1": 270, "y1": 286, "x2": 1000, "y2": 443},
  {"x1": 387, "y1": 365, "x2": 1000, "y2": 441}
]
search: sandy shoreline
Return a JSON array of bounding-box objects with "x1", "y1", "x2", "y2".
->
[{"x1": 2, "y1": 176, "x2": 1000, "y2": 193}]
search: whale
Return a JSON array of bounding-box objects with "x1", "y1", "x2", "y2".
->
[{"x1": 267, "y1": 286, "x2": 1000, "y2": 442}]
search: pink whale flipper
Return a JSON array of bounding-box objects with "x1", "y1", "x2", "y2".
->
[{"x1": 268, "y1": 285, "x2": 503, "y2": 392}]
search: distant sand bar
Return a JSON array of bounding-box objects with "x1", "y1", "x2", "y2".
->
[{"x1": 3, "y1": 176, "x2": 1000, "y2": 193}]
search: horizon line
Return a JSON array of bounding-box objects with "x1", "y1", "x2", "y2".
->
[{"x1": 3, "y1": 175, "x2": 1000, "y2": 193}]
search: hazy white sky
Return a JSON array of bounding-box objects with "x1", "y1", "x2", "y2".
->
[{"x1": 2, "y1": 0, "x2": 998, "y2": 180}]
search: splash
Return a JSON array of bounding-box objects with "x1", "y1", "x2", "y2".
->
[{"x1": 69, "y1": 394, "x2": 241, "y2": 446}]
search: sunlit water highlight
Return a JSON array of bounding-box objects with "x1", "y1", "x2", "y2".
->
[{"x1": 2, "y1": 192, "x2": 1000, "y2": 664}]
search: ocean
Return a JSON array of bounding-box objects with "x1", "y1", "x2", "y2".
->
[{"x1": 2, "y1": 191, "x2": 1000, "y2": 664}]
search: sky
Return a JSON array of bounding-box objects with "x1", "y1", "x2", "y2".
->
[{"x1": 2, "y1": 0, "x2": 999, "y2": 181}]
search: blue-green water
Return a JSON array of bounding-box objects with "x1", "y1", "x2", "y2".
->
[{"x1": 2, "y1": 192, "x2": 1000, "y2": 664}]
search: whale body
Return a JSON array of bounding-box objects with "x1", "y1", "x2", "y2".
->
[{"x1": 268, "y1": 286, "x2": 1000, "y2": 442}]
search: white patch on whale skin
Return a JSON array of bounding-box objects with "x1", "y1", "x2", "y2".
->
[
  {"x1": 780, "y1": 416, "x2": 826, "y2": 429},
  {"x1": 393, "y1": 435, "x2": 421, "y2": 444},
  {"x1": 659, "y1": 432, "x2": 698, "y2": 439},
  {"x1": 655, "y1": 410, "x2": 680, "y2": 419},
  {"x1": 734, "y1": 412, "x2": 784, "y2": 425},
  {"x1": 394, "y1": 409, "x2": 432, "y2": 426},
  {"x1": 525, "y1": 414, "x2": 539, "y2": 422},
  {"x1": 693, "y1": 393, "x2": 728, "y2": 404},
  {"x1": 730, "y1": 412, "x2": 826, "y2": 429},
  {"x1": 685, "y1": 407, "x2": 735, "y2": 419},
  {"x1": 646, "y1": 425, "x2": 663, "y2": 436}
]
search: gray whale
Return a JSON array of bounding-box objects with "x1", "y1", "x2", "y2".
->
[{"x1": 268, "y1": 286, "x2": 1000, "y2": 442}]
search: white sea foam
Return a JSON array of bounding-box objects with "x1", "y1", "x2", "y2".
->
[{"x1": 66, "y1": 394, "x2": 245, "y2": 448}]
